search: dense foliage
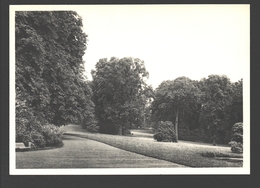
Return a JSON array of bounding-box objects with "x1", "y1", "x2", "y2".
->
[
  {"x1": 227, "y1": 79, "x2": 243, "y2": 125},
  {"x1": 150, "y1": 75, "x2": 243, "y2": 145},
  {"x1": 91, "y1": 57, "x2": 152, "y2": 135},
  {"x1": 16, "y1": 96, "x2": 64, "y2": 148},
  {"x1": 198, "y1": 75, "x2": 234, "y2": 145},
  {"x1": 15, "y1": 11, "x2": 97, "y2": 146},
  {"x1": 229, "y1": 122, "x2": 243, "y2": 153},
  {"x1": 150, "y1": 77, "x2": 201, "y2": 141},
  {"x1": 153, "y1": 121, "x2": 177, "y2": 142}
]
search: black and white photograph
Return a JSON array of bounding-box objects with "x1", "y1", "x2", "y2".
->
[{"x1": 10, "y1": 5, "x2": 250, "y2": 175}]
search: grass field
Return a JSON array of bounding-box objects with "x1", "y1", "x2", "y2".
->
[
  {"x1": 17, "y1": 135, "x2": 186, "y2": 168},
  {"x1": 63, "y1": 125, "x2": 243, "y2": 167}
]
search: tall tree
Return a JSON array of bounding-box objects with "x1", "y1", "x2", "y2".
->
[
  {"x1": 228, "y1": 79, "x2": 243, "y2": 125},
  {"x1": 91, "y1": 57, "x2": 150, "y2": 135},
  {"x1": 151, "y1": 77, "x2": 201, "y2": 142},
  {"x1": 15, "y1": 11, "x2": 96, "y2": 129},
  {"x1": 199, "y1": 75, "x2": 233, "y2": 145}
]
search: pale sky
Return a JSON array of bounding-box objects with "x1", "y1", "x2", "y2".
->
[
  {"x1": 75, "y1": 5, "x2": 250, "y2": 89},
  {"x1": 11, "y1": 5, "x2": 250, "y2": 89}
]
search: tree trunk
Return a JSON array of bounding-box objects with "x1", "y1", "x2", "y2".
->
[
  {"x1": 118, "y1": 125, "x2": 122, "y2": 135},
  {"x1": 213, "y1": 124, "x2": 216, "y2": 146},
  {"x1": 213, "y1": 135, "x2": 216, "y2": 146},
  {"x1": 143, "y1": 113, "x2": 146, "y2": 127},
  {"x1": 122, "y1": 127, "x2": 125, "y2": 135},
  {"x1": 175, "y1": 108, "x2": 179, "y2": 142}
]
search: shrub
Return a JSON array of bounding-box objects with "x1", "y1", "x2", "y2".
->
[
  {"x1": 153, "y1": 121, "x2": 177, "y2": 142},
  {"x1": 228, "y1": 122, "x2": 243, "y2": 153},
  {"x1": 153, "y1": 132, "x2": 163, "y2": 141},
  {"x1": 85, "y1": 123, "x2": 99, "y2": 133},
  {"x1": 30, "y1": 130, "x2": 46, "y2": 148},
  {"x1": 16, "y1": 98, "x2": 45, "y2": 147},
  {"x1": 16, "y1": 90, "x2": 64, "y2": 148},
  {"x1": 16, "y1": 97, "x2": 36, "y2": 143},
  {"x1": 123, "y1": 129, "x2": 132, "y2": 135},
  {"x1": 41, "y1": 124, "x2": 65, "y2": 147},
  {"x1": 16, "y1": 103, "x2": 64, "y2": 148},
  {"x1": 81, "y1": 118, "x2": 99, "y2": 133},
  {"x1": 229, "y1": 141, "x2": 243, "y2": 153}
]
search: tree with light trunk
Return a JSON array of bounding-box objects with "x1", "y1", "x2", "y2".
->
[{"x1": 151, "y1": 77, "x2": 201, "y2": 142}]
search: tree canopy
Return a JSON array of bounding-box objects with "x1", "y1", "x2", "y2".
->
[
  {"x1": 91, "y1": 57, "x2": 151, "y2": 135},
  {"x1": 151, "y1": 76, "x2": 201, "y2": 141},
  {"x1": 15, "y1": 11, "x2": 96, "y2": 132},
  {"x1": 228, "y1": 79, "x2": 243, "y2": 125},
  {"x1": 150, "y1": 74, "x2": 243, "y2": 144},
  {"x1": 198, "y1": 75, "x2": 234, "y2": 144}
]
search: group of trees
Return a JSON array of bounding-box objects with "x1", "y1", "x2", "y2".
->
[
  {"x1": 15, "y1": 11, "x2": 152, "y2": 145},
  {"x1": 90, "y1": 60, "x2": 243, "y2": 145},
  {"x1": 15, "y1": 11, "x2": 97, "y2": 146},
  {"x1": 150, "y1": 75, "x2": 243, "y2": 144},
  {"x1": 16, "y1": 11, "x2": 243, "y2": 147}
]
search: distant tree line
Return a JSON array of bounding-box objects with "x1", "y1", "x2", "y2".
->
[
  {"x1": 150, "y1": 75, "x2": 242, "y2": 144},
  {"x1": 16, "y1": 11, "x2": 242, "y2": 146}
]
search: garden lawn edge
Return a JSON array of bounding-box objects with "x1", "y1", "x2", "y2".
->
[{"x1": 63, "y1": 132, "x2": 242, "y2": 168}]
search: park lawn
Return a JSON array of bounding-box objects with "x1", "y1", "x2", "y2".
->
[
  {"x1": 17, "y1": 135, "x2": 185, "y2": 168},
  {"x1": 64, "y1": 131, "x2": 243, "y2": 168}
]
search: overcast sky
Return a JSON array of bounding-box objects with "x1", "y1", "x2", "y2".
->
[
  {"x1": 74, "y1": 5, "x2": 250, "y2": 89},
  {"x1": 12, "y1": 5, "x2": 250, "y2": 89},
  {"x1": 76, "y1": 5, "x2": 250, "y2": 88}
]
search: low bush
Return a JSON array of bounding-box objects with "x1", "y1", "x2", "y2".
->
[
  {"x1": 153, "y1": 132, "x2": 163, "y2": 141},
  {"x1": 81, "y1": 118, "x2": 99, "y2": 133},
  {"x1": 229, "y1": 141, "x2": 243, "y2": 153},
  {"x1": 153, "y1": 121, "x2": 177, "y2": 142},
  {"x1": 123, "y1": 129, "x2": 132, "y2": 135},
  {"x1": 16, "y1": 89, "x2": 64, "y2": 149},
  {"x1": 16, "y1": 99, "x2": 44, "y2": 147},
  {"x1": 17, "y1": 123, "x2": 65, "y2": 149},
  {"x1": 41, "y1": 124, "x2": 65, "y2": 147},
  {"x1": 228, "y1": 122, "x2": 243, "y2": 153},
  {"x1": 16, "y1": 103, "x2": 64, "y2": 148},
  {"x1": 30, "y1": 130, "x2": 46, "y2": 148}
]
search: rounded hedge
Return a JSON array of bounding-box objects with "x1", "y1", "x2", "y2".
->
[
  {"x1": 228, "y1": 122, "x2": 243, "y2": 153},
  {"x1": 153, "y1": 121, "x2": 177, "y2": 142}
]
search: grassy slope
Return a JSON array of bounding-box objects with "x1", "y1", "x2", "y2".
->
[
  {"x1": 64, "y1": 126, "x2": 242, "y2": 167},
  {"x1": 17, "y1": 135, "x2": 186, "y2": 168}
]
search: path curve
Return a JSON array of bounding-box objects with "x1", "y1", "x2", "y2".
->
[{"x1": 16, "y1": 135, "x2": 188, "y2": 168}]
